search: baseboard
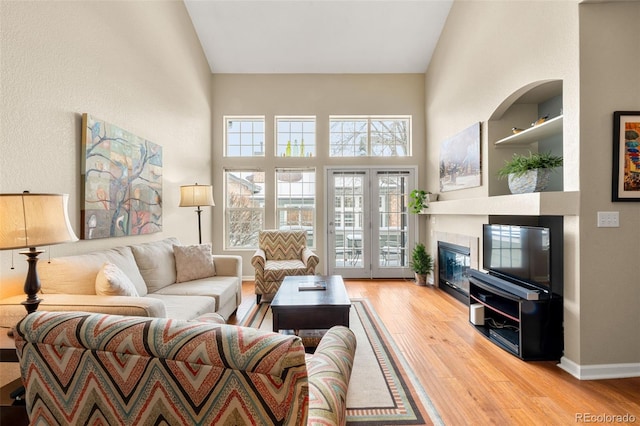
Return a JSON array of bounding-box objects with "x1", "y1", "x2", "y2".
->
[{"x1": 558, "y1": 356, "x2": 640, "y2": 380}]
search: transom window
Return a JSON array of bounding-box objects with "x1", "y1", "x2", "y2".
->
[
  {"x1": 276, "y1": 117, "x2": 316, "y2": 157},
  {"x1": 225, "y1": 117, "x2": 265, "y2": 157},
  {"x1": 329, "y1": 116, "x2": 411, "y2": 157},
  {"x1": 224, "y1": 170, "x2": 265, "y2": 248},
  {"x1": 276, "y1": 168, "x2": 316, "y2": 247}
]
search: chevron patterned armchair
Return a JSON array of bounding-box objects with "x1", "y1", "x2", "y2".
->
[
  {"x1": 15, "y1": 311, "x2": 357, "y2": 426},
  {"x1": 252, "y1": 229, "x2": 320, "y2": 303}
]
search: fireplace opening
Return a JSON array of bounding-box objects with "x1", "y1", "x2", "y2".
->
[{"x1": 438, "y1": 241, "x2": 471, "y2": 304}]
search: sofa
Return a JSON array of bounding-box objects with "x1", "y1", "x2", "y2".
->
[
  {"x1": 252, "y1": 229, "x2": 319, "y2": 303},
  {"x1": 15, "y1": 310, "x2": 357, "y2": 425},
  {"x1": 0, "y1": 238, "x2": 242, "y2": 329}
]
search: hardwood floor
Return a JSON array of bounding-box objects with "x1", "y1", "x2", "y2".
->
[{"x1": 231, "y1": 279, "x2": 640, "y2": 425}]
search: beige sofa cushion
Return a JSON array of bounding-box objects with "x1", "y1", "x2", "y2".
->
[
  {"x1": 173, "y1": 243, "x2": 216, "y2": 283},
  {"x1": 145, "y1": 294, "x2": 216, "y2": 320},
  {"x1": 39, "y1": 246, "x2": 147, "y2": 297},
  {"x1": 0, "y1": 294, "x2": 167, "y2": 328},
  {"x1": 153, "y1": 276, "x2": 238, "y2": 319},
  {"x1": 95, "y1": 263, "x2": 140, "y2": 297},
  {"x1": 131, "y1": 238, "x2": 179, "y2": 293}
]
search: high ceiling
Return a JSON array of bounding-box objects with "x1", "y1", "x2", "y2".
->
[{"x1": 184, "y1": 0, "x2": 453, "y2": 74}]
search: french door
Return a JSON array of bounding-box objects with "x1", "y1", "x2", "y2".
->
[{"x1": 327, "y1": 168, "x2": 416, "y2": 279}]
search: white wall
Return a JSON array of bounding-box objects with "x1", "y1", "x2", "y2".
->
[{"x1": 0, "y1": 1, "x2": 212, "y2": 296}]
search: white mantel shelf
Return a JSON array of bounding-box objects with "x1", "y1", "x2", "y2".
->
[{"x1": 423, "y1": 191, "x2": 579, "y2": 216}]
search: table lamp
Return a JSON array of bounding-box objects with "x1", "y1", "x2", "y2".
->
[
  {"x1": 179, "y1": 183, "x2": 214, "y2": 244},
  {"x1": 0, "y1": 193, "x2": 78, "y2": 314}
]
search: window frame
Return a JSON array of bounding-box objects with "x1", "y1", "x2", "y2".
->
[
  {"x1": 275, "y1": 116, "x2": 316, "y2": 158},
  {"x1": 224, "y1": 116, "x2": 266, "y2": 157},
  {"x1": 275, "y1": 167, "x2": 317, "y2": 248},
  {"x1": 223, "y1": 169, "x2": 266, "y2": 250},
  {"x1": 329, "y1": 115, "x2": 412, "y2": 157}
]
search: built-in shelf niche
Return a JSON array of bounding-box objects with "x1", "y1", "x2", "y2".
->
[
  {"x1": 488, "y1": 79, "x2": 564, "y2": 198},
  {"x1": 494, "y1": 115, "x2": 563, "y2": 148}
]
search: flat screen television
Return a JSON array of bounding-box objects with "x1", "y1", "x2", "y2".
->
[{"x1": 482, "y1": 224, "x2": 551, "y2": 295}]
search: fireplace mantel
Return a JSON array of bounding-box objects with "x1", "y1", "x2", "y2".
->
[{"x1": 422, "y1": 191, "x2": 579, "y2": 216}]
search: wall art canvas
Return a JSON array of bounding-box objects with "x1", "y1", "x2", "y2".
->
[
  {"x1": 439, "y1": 122, "x2": 481, "y2": 192},
  {"x1": 81, "y1": 114, "x2": 163, "y2": 239},
  {"x1": 612, "y1": 111, "x2": 640, "y2": 201}
]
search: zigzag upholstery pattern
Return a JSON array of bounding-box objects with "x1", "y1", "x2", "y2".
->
[
  {"x1": 252, "y1": 230, "x2": 320, "y2": 302},
  {"x1": 307, "y1": 326, "x2": 357, "y2": 426},
  {"x1": 15, "y1": 311, "x2": 311, "y2": 425}
]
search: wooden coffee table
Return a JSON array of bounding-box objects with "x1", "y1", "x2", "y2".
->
[{"x1": 271, "y1": 275, "x2": 351, "y2": 333}]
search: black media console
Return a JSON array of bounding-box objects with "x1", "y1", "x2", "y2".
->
[{"x1": 469, "y1": 269, "x2": 563, "y2": 360}]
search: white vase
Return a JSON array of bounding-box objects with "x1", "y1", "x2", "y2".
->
[{"x1": 507, "y1": 169, "x2": 552, "y2": 194}]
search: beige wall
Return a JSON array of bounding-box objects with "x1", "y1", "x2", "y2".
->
[
  {"x1": 426, "y1": 0, "x2": 639, "y2": 371},
  {"x1": 211, "y1": 74, "x2": 425, "y2": 276},
  {"x1": 578, "y1": 2, "x2": 640, "y2": 366},
  {"x1": 0, "y1": 1, "x2": 212, "y2": 296}
]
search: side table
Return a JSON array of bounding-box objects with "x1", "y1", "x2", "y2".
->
[{"x1": 0, "y1": 331, "x2": 28, "y2": 426}]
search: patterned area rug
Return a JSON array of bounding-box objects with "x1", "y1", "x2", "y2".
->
[{"x1": 239, "y1": 299, "x2": 443, "y2": 425}]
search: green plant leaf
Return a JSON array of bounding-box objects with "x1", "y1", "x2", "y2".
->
[{"x1": 497, "y1": 151, "x2": 563, "y2": 178}]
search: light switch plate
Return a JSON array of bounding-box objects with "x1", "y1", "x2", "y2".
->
[{"x1": 597, "y1": 211, "x2": 619, "y2": 228}]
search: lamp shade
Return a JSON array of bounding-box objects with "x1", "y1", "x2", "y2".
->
[
  {"x1": 0, "y1": 193, "x2": 78, "y2": 250},
  {"x1": 179, "y1": 184, "x2": 214, "y2": 207}
]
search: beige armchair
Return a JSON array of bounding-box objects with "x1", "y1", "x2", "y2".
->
[{"x1": 251, "y1": 229, "x2": 319, "y2": 303}]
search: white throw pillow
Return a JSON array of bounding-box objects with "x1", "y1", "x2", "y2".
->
[
  {"x1": 95, "y1": 262, "x2": 140, "y2": 297},
  {"x1": 173, "y1": 243, "x2": 216, "y2": 283}
]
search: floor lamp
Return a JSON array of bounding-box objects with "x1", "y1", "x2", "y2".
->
[
  {"x1": 0, "y1": 192, "x2": 78, "y2": 317},
  {"x1": 179, "y1": 184, "x2": 215, "y2": 244}
]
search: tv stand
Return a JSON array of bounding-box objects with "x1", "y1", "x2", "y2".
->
[{"x1": 469, "y1": 270, "x2": 563, "y2": 360}]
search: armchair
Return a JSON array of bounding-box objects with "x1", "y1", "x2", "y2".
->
[
  {"x1": 251, "y1": 229, "x2": 319, "y2": 303},
  {"x1": 15, "y1": 311, "x2": 357, "y2": 425}
]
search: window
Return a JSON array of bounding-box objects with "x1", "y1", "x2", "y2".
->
[
  {"x1": 225, "y1": 117, "x2": 265, "y2": 157},
  {"x1": 224, "y1": 170, "x2": 265, "y2": 248},
  {"x1": 329, "y1": 116, "x2": 411, "y2": 157},
  {"x1": 276, "y1": 117, "x2": 316, "y2": 157},
  {"x1": 276, "y1": 168, "x2": 316, "y2": 247},
  {"x1": 329, "y1": 118, "x2": 368, "y2": 157}
]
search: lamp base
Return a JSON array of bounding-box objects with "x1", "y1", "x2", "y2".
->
[
  {"x1": 20, "y1": 248, "x2": 44, "y2": 314},
  {"x1": 21, "y1": 297, "x2": 42, "y2": 314}
]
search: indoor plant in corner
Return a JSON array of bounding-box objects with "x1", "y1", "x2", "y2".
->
[
  {"x1": 497, "y1": 151, "x2": 563, "y2": 194},
  {"x1": 409, "y1": 243, "x2": 434, "y2": 286}
]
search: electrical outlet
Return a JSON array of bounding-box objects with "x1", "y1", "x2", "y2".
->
[{"x1": 597, "y1": 211, "x2": 619, "y2": 228}]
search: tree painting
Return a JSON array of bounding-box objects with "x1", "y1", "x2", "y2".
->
[{"x1": 81, "y1": 114, "x2": 162, "y2": 239}]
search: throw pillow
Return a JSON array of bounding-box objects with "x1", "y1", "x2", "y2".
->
[
  {"x1": 95, "y1": 262, "x2": 140, "y2": 297},
  {"x1": 173, "y1": 243, "x2": 216, "y2": 283}
]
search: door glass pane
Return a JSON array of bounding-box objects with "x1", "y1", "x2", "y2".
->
[
  {"x1": 378, "y1": 171, "x2": 409, "y2": 268},
  {"x1": 333, "y1": 172, "x2": 364, "y2": 268}
]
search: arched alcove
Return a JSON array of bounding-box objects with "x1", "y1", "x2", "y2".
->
[{"x1": 487, "y1": 80, "x2": 563, "y2": 196}]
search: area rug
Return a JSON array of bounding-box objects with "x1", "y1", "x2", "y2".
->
[{"x1": 239, "y1": 299, "x2": 443, "y2": 425}]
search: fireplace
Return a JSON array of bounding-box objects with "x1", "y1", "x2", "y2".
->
[{"x1": 437, "y1": 241, "x2": 471, "y2": 304}]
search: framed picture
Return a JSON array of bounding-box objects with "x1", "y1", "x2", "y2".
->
[
  {"x1": 612, "y1": 111, "x2": 640, "y2": 201},
  {"x1": 439, "y1": 122, "x2": 481, "y2": 192},
  {"x1": 81, "y1": 114, "x2": 163, "y2": 239}
]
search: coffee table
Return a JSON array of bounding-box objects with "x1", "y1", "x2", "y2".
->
[{"x1": 271, "y1": 275, "x2": 351, "y2": 333}]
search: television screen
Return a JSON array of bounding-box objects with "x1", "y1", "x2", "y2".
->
[{"x1": 482, "y1": 224, "x2": 551, "y2": 292}]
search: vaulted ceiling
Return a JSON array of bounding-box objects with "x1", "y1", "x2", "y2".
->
[{"x1": 184, "y1": 0, "x2": 453, "y2": 74}]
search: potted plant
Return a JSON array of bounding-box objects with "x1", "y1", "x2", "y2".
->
[
  {"x1": 497, "y1": 151, "x2": 563, "y2": 194},
  {"x1": 409, "y1": 243, "x2": 434, "y2": 286},
  {"x1": 408, "y1": 189, "x2": 436, "y2": 213}
]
